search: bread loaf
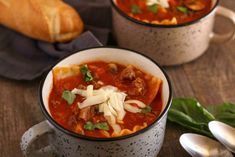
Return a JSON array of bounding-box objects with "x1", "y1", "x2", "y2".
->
[{"x1": 0, "y1": 0, "x2": 84, "y2": 42}]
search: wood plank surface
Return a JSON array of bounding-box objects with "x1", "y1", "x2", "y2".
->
[{"x1": 1, "y1": 1, "x2": 235, "y2": 157}]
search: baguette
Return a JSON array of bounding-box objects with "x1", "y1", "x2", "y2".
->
[{"x1": 0, "y1": 0, "x2": 84, "y2": 42}]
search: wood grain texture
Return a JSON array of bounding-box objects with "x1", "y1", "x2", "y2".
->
[{"x1": 1, "y1": 1, "x2": 235, "y2": 157}]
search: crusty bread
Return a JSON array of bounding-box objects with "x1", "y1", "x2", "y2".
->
[{"x1": 0, "y1": 0, "x2": 84, "y2": 42}]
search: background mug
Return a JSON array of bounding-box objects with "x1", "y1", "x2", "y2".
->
[
  {"x1": 111, "y1": 0, "x2": 235, "y2": 66},
  {"x1": 20, "y1": 47, "x2": 172, "y2": 157}
]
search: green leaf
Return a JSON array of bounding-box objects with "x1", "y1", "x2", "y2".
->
[
  {"x1": 207, "y1": 103, "x2": 235, "y2": 128},
  {"x1": 177, "y1": 6, "x2": 188, "y2": 14},
  {"x1": 62, "y1": 90, "x2": 76, "y2": 105},
  {"x1": 94, "y1": 122, "x2": 109, "y2": 131},
  {"x1": 168, "y1": 98, "x2": 235, "y2": 138},
  {"x1": 131, "y1": 5, "x2": 142, "y2": 14},
  {"x1": 84, "y1": 121, "x2": 95, "y2": 131},
  {"x1": 147, "y1": 4, "x2": 158, "y2": 14},
  {"x1": 141, "y1": 106, "x2": 152, "y2": 113},
  {"x1": 167, "y1": 98, "x2": 215, "y2": 137},
  {"x1": 84, "y1": 121, "x2": 110, "y2": 131},
  {"x1": 80, "y1": 64, "x2": 93, "y2": 82}
]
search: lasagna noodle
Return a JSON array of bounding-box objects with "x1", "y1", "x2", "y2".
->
[
  {"x1": 151, "y1": 17, "x2": 177, "y2": 25},
  {"x1": 111, "y1": 122, "x2": 148, "y2": 137},
  {"x1": 145, "y1": 76, "x2": 162, "y2": 105},
  {"x1": 52, "y1": 65, "x2": 80, "y2": 81},
  {"x1": 128, "y1": 13, "x2": 177, "y2": 25}
]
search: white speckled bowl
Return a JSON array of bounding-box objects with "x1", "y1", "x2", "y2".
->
[
  {"x1": 111, "y1": 0, "x2": 235, "y2": 65},
  {"x1": 20, "y1": 47, "x2": 172, "y2": 157}
]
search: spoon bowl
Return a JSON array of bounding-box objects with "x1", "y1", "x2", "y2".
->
[
  {"x1": 209, "y1": 121, "x2": 235, "y2": 153},
  {"x1": 180, "y1": 133, "x2": 233, "y2": 157}
]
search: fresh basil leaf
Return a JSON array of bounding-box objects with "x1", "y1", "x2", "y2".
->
[
  {"x1": 142, "y1": 106, "x2": 152, "y2": 113},
  {"x1": 131, "y1": 5, "x2": 142, "y2": 14},
  {"x1": 80, "y1": 64, "x2": 93, "y2": 82},
  {"x1": 167, "y1": 98, "x2": 215, "y2": 137},
  {"x1": 177, "y1": 6, "x2": 188, "y2": 14},
  {"x1": 172, "y1": 98, "x2": 215, "y2": 122},
  {"x1": 62, "y1": 90, "x2": 76, "y2": 105},
  {"x1": 168, "y1": 109, "x2": 213, "y2": 137},
  {"x1": 147, "y1": 4, "x2": 158, "y2": 14},
  {"x1": 207, "y1": 103, "x2": 235, "y2": 128},
  {"x1": 168, "y1": 98, "x2": 235, "y2": 138},
  {"x1": 94, "y1": 122, "x2": 109, "y2": 131},
  {"x1": 84, "y1": 121, "x2": 95, "y2": 131}
]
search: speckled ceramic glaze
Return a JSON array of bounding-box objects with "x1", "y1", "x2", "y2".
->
[
  {"x1": 111, "y1": 0, "x2": 235, "y2": 65},
  {"x1": 20, "y1": 47, "x2": 172, "y2": 157}
]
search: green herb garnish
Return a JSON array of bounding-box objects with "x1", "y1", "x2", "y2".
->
[
  {"x1": 167, "y1": 98, "x2": 235, "y2": 138},
  {"x1": 94, "y1": 122, "x2": 109, "y2": 131},
  {"x1": 84, "y1": 121, "x2": 95, "y2": 131},
  {"x1": 84, "y1": 121, "x2": 109, "y2": 131},
  {"x1": 147, "y1": 4, "x2": 158, "y2": 14},
  {"x1": 80, "y1": 64, "x2": 93, "y2": 82},
  {"x1": 177, "y1": 6, "x2": 188, "y2": 14},
  {"x1": 142, "y1": 106, "x2": 152, "y2": 113},
  {"x1": 131, "y1": 5, "x2": 142, "y2": 14},
  {"x1": 62, "y1": 90, "x2": 76, "y2": 105}
]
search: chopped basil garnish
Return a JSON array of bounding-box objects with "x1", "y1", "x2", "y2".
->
[
  {"x1": 131, "y1": 5, "x2": 142, "y2": 14},
  {"x1": 142, "y1": 106, "x2": 152, "y2": 113},
  {"x1": 147, "y1": 4, "x2": 158, "y2": 14},
  {"x1": 62, "y1": 90, "x2": 76, "y2": 105},
  {"x1": 84, "y1": 121, "x2": 109, "y2": 131},
  {"x1": 84, "y1": 121, "x2": 95, "y2": 131},
  {"x1": 80, "y1": 64, "x2": 93, "y2": 82},
  {"x1": 177, "y1": 6, "x2": 188, "y2": 14},
  {"x1": 94, "y1": 122, "x2": 109, "y2": 131}
]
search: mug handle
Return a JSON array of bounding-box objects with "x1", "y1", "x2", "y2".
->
[
  {"x1": 210, "y1": 6, "x2": 235, "y2": 43},
  {"x1": 20, "y1": 120, "x2": 56, "y2": 157}
]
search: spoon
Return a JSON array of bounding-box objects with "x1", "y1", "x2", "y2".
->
[
  {"x1": 209, "y1": 121, "x2": 235, "y2": 153},
  {"x1": 180, "y1": 133, "x2": 233, "y2": 157}
]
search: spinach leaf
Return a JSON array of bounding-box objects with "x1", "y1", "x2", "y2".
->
[
  {"x1": 208, "y1": 103, "x2": 235, "y2": 128},
  {"x1": 141, "y1": 106, "x2": 152, "y2": 113},
  {"x1": 168, "y1": 98, "x2": 215, "y2": 137},
  {"x1": 62, "y1": 90, "x2": 76, "y2": 105},
  {"x1": 147, "y1": 4, "x2": 158, "y2": 14},
  {"x1": 80, "y1": 64, "x2": 93, "y2": 82},
  {"x1": 131, "y1": 5, "x2": 142, "y2": 14},
  {"x1": 177, "y1": 6, "x2": 188, "y2": 14}
]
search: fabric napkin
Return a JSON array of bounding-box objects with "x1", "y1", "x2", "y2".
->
[{"x1": 0, "y1": 0, "x2": 111, "y2": 80}]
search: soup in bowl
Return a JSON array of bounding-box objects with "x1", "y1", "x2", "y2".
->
[
  {"x1": 21, "y1": 47, "x2": 172, "y2": 157},
  {"x1": 115, "y1": 0, "x2": 212, "y2": 25}
]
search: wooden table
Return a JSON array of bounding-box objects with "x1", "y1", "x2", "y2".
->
[{"x1": 1, "y1": 1, "x2": 235, "y2": 157}]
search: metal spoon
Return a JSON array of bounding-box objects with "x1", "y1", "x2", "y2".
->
[
  {"x1": 209, "y1": 121, "x2": 235, "y2": 153},
  {"x1": 180, "y1": 133, "x2": 233, "y2": 157}
]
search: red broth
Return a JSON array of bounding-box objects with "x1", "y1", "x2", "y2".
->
[
  {"x1": 115, "y1": 0, "x2": 212, "y2": 25},
  {"x1": 49, "y1": 61, "x2": 163, "y2": 138}
]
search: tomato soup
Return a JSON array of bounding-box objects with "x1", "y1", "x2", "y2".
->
[
  {"x1": 115, "y1": 0, "x2": 212, "y2": 25},
  {"x1": 48, "y1": 61, "x2": 163, "y2": 138}
]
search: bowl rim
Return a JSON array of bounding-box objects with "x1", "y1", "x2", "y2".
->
[
  {"x1": 39, "y1": 46, "x2": 173, "y2": 142},
  {"x1": 110, "y1": 0, "x2": 219, "y2": 28}
]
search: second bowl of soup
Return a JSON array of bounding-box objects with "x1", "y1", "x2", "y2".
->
[{"x1": 111, "y1": 0, "x2": 235, "y2": 65}]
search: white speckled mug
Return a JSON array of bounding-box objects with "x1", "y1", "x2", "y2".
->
[
  {"x1": 111, "y1": 0, "x2": 235, "y2": 65},
  {"x1": 20, "y1": 47, "x2": 172, "y2": 157}
]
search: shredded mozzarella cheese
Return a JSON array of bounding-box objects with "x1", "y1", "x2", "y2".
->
[
  {"x1": 124, "y1": 100, "x2": 146, "y2": 108},
  {"x1": 72, "y1": 85, "x2": 147, "y2": 133},
  {"x1": 146, "y1": 0, "x2": 169, "y2": 8}
]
